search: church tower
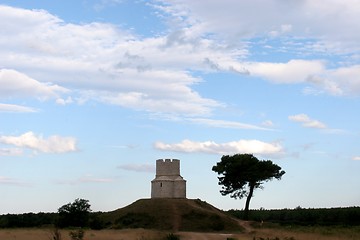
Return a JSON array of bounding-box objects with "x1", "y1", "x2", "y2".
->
[{"x1": 151, "y1": 159, "x2": 186, "y2": 198}]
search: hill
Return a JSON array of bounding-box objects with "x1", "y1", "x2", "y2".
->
[{"x1": 100, "y1": 198, "x2": 244, "y2": 232}]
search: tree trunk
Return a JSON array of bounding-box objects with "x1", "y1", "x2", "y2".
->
[{"x1": 244, "y1": 183, "x2": 255, "y2": 220}]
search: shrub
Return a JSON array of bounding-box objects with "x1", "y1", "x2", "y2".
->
[
  {"x1": 89, "y1": 214, "x2": 106, "y2": 230},
  {"x1": 69, "y1": 229, "x2": 85, "y2": 240},
  {"x1": 49, "y1": 227, "x2": 62, "y2": 240},
  {"x1": 165, "y1": 233, "x2": 180, "y2": 240},
  {"x1": 58, "y1": 199, "x2": 91, "y2": 228}
]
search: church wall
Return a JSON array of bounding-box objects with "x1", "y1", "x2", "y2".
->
[
  {"x1": 173, "y1": 179, "x2": 186, "y2": 198},
  {"x1": 151, "y1": 180, "x2": 174, "y2": 198}
]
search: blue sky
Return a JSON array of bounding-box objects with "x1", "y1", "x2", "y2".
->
[{"x1": 0, "y1": 0, "x2": 360, "y2": 214}]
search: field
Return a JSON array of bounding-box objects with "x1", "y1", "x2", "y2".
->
[{"x1": 1, "y1": 226, "x2": 360, "y2": 240}]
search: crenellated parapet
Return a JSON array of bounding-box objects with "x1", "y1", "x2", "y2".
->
[{"x1": 155, "y1": 159, "x2": 180, "y2": 176}]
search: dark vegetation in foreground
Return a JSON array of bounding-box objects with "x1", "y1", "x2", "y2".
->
[
  {"x1": 1, "y1": 202, "x2": 359, "y2": 230},
  {"x1": 0, "y1": 212, "x2": 106, "y2": 229},
  {"x1": 228, "y1": 206, "x2": 360, "y2": 226}
]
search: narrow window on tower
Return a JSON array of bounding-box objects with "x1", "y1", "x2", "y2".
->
[{"x1": 160, "y1": 182, "x2": 162, "y2": 187}]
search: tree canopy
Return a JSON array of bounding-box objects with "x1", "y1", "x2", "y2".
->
[
  {"x1": 58, "y1": 198, "x2": 91, "y2": 228},
  {"x1": 212, "y1": 153, "x2": 285, "y2": 219}
]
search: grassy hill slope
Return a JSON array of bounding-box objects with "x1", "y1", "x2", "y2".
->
[{"x1": 100, "y1": 198, "x2": 243, "y2": 232}]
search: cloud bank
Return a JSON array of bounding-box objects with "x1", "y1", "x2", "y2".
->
[
  {"x1": 0, "y1": 69, "x2": 68, "y2": 100},
  {"x1": 289, "y1": 114, "x2": 327, "y2": 129},
  {"x1": 188, "y1": 118, "x2": 272, "y2": 130},
  {"x1": 154, "y1": 139, "x2": 283, "y2": 156},
  {"x1": 1, "y1": 2, "x2": 360, "y2": 120},
  {"x1": 0, "y1": 132, "x2": 77, "y2": 154},
  {"x1": 0, "y1": 103, "x2": 38, "y2": 113},
  {"x1": 117, "y1": 164, "x2": 155, "y2": 173}
]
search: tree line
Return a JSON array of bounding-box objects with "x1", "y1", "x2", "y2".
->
[
  {"x1": 0, "y1": 212, "x2": 57, "y2": 228},
  {"x1": 2, "y1": 206, "x2": 359, "y2": 228},
  {"x1": 228, "y1": 207, "x2": 360, "y2": 226},
  {"x1": 0, "y1": 198, "x2": 107, "y2": 229}
]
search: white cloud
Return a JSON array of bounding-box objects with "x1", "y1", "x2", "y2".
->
[
  {"x1": 118, "y1": 164, "x2": 155, "y2": 173},
  {"x1": 0, "y1": 103, "x2": 38, "y2": 113},
  {"x1": 352, "y1": 156, "x2": 360, "y2": 161},
  {"x1": 0, "y1": 69, "x2": 68, "y2": 100},
  {"x1": 304, "y1": 64, "x2": 360, "y2": 97},
  {"x1": 0, "y1": 5, "x2": 228, "y2": 117},
  {"x1": 288, "y1": 114, "x2": 327, "y2": 129},
  {"x1": 157, "y1": 0, "x2": 360, "y2": 52},
  {"x1": 188, "y1": 118, "x2": 272, "y2": 130},
  {"x1": 261, "y1": 120, "x2": 274, "y2": 127},
  {"x1": 56, "y1": 97, "x2": 73, "y2": 106},
  {"x1": 154, "y1": 139, "x2": 283, "y2": 156},
  {"x1": 1, "y1": 2, "x2": 360, "y2": 120},
  {"x1": 306, "y1": 75, "x2": 344, "y2": 96},
  {"x1": 153, "y1": 0, "x2": 360, "y2": 96},
  {"x1": 289, "y1": 114, "x2": 346, "y2": 134},
  {"x1": 98, "y1": 80, "x2": 220, "y2": 116},
  {"x1": 326, "y1": 65, "x2": 360, "y2": 96},
  {"x1": 0, "y1": 132, "x2": 77, "y2": 154},
  {"x1": 244, "y1": 60, "x2": 325, "y2": 84}
]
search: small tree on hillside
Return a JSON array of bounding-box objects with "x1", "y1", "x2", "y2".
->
[
  {"x1": 212, "y1": 154, "x2": 285, "y2": 220},
  {"x1": 58, "y1": 198, "x2": 91, "y2": 228}
]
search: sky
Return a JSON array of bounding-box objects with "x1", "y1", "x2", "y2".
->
[{"x1": 0, "y1": 0, "x2": 360, "y2": 214}]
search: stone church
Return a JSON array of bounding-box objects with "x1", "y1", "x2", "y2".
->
[{"x1": 151, "y1": 159, "x2": 186, "y2": 198}]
